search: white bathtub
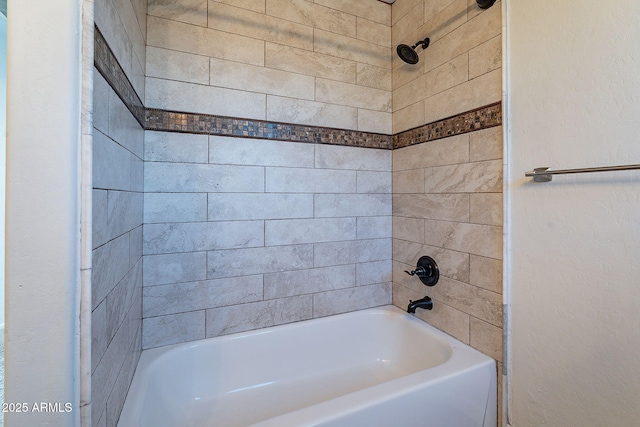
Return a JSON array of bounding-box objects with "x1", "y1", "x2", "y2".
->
[{"x1": 118, "y1": 305, "x2": 496, "y2": 427}]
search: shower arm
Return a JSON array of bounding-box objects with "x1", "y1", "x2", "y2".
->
[{"x1": 412, "y1": 38, "x2": 430, "y2": 50}]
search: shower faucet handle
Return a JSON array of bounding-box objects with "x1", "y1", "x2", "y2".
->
[
  {"x1": 404, "y1": 265, "x2": 432, "y2": 277},
  {"x1": 404, "y1": 256, "x2": 440, "y2": 287}
]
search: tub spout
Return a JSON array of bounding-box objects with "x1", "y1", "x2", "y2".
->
[{"x1": 407, "y1": 296, "x2": 433, "y2": 313}]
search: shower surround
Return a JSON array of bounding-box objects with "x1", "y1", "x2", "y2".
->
[
  {"x1": 142, "y1": 135, "x2": 393, "y2": 348},
  {"x1": 392, "y1": 0, "x2": 503, "y2": 363},
  {"x1": 391, "y1": 0, "x2": 503, "y2": 422},
  {"x1": 141, "y1": 0, "x2": 395, "y2": 349},
  {"x1": 90, "y1": 0, "x2": 503, "y2": 426}
]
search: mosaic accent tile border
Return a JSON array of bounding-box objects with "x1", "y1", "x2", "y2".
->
[
  {"x1": 94, "y1": 25, "x2": 145, "y2": 127},
  {"x1": 145, "y1": 109, "x2": 392, "y2": 149},
  {"x1": 94, "y1": 24, "x2": 501, "y2": 150},
  {"x1": 392, "y1": 102, "x2": 502, "y2": 149}
]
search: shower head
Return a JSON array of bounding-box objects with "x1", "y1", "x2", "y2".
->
[
  {"x1": 476, "y1": 0, "x2": 496, "y2": 9},
  {"x1": 396, "y1": 37, "x2": 430, "y2": 65}
]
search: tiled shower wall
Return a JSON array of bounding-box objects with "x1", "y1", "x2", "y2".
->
[
  {"x1": 91, "y1": 0, "x2": 146, "y2": 425},
  {"x1": 390, "y1": 0, "x2": 503, "y2": 419},
  {"x1": 392, "y1": 127, "x2": 502, "y2": 356},
  {"x1": 392, "y1": 0, "x2": 501, "y2": 133},
  {"x1": 145, "y1": 0, "x2": 392, "y2": 133},
  {"x1": 142, "y1": 135, "x2": 392, "y2": 348},
  {"x1": 141, "y1": 0, "x2": 395, "y2": 349},
  {"x1": 88, "y1": 0, "x2": 505, "y2": 424}
]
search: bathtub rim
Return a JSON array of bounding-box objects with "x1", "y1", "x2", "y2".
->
[{"x1": 120, "y1": 305, "x2": 496, "y2": 427}]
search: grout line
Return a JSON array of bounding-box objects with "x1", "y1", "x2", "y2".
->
[{"x1": 97, "y1": 28, "x2": 499, "y2": 151}]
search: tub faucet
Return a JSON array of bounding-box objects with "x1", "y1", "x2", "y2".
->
[{"x1": 407, "y1": 296, "x2": 433, "y2": 313}]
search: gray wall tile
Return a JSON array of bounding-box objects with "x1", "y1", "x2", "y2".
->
[
  {"x1": 93, "y1": 71, "x2": 110, "y2": 135},
  {"x1": 313, "y1": 238, "x2": 391, "y2": 267},
  {"x1": 146, "y1": 14, "x2": 264, "y2": 65},
  {"x1": 209, "y1": 136, "x2": 314, "y2": 167},
  {"x1": 91, "y1": 300, "x2": 108, "y2": 374},
  {"x1": 144, "y1": 192, "x2": 208, "y2": 223},
  {"x1": 315, "y1": 144, "x2": 391, "y2": 171},
  {"x1": 146, "y1": 46, "x2": 209, "y2": 85},
  {"x1": 265, "y1": 42, "x2": 357, "y2": 83},
  {"x1": 355, "y1": 238, "x2": 392, "y2": 263},
  {"x1": 93, "y1": 131, "x2": 133, "y2": 192},
  {"x1": 130, "y1": 155, "x2": 144, "y2": 192},
  {"x1": 93, "y1": 190, "x2": 109, "y2": 249},
  {"x1": 143, "y1": 221, "x2": 264, "y2": 254},
  {"x1": 207, "y1": 245, "x2": 314, "y2": 279},
  {"x1": 140, "y1": 132, "x2": 393, "y2": 350},
  {"x1": 469, "y1": 125, "x2": 503, "y2": 162},
  {"x1": 143, "y1": 275, "x2": 264, "y2": 317},
  {"x1": 470, "y1": 193, "x2": 503, "y2": 226},
  {"x1": 144, "y1": 162, "x2": 264, "y2": 192},
  {"x1": 356, "y1": 171, "x2": 392, "y2": 193},
  {"x1": 209, "y1": 56, "x2": 316, "y2": 100},
  {"x1": 392, "y1": 193, "x2": 470, "y2": 222},
  {"x1": 470, "y1": 255, "x2": 502, "y2": 294},
  {"x1": 92, "y1": 288, "x2": 142, "y2": 424},
  {"x1": 264, "y1": 264, "x2": 355, "y2": 299},
  {"x1": 265, "y1": 167, "x2": 356, "y2": 193},
  {"x1": 142, "y1": 311, "x2": 206, "y2": 349},
  {"x1": 95, "y1": 411, "x2": 106, "y2": 427},
  {"x1": 146, "y1": 77, "x2": 267, "y2": 120},
  {"x1": 392, "y1": 135, "x2": 469, "y2": 171},
  {"x1": 95, "y1": 0, "x2": 145, "y2": 99},
  {"x1": 144, "y1": 130, "x2": 209, "y2": 163},
  {"x1": 423, "y1": 160, "x2": 502, "y2": 194},
  {"x1": 207, "y1": 193, "x2": 313, "y2": 221},
  {"x1": 392, "y1": 169, "x2": 425, "y2": 194},
  {"x1": 148, "y1": 0, "x2": 208, "y2": 26},
  {"x1": 356, "y1": 216, "x2": 392, "y2": 239},
  {"x1": 130, "y1": 225, "x2": 143, "y2": 265},
  {"x1": 356, "y1": 260, "x2": 392, "y2": 286},
  {"x1": 267, "y1": 95, "x2": 357, "y2": 130},
  {"x1": 143, "y1": 251, "x2": 207, "y2": 286},
  {"x1": 92, "y1": 10, "x2": 146, "y2": 427},
  {"x1": 313, "y1": 283, "x2": 391, "y2": 317},
  {"x1": 109, "y1": 90, "x2": 144, "y2": 159},
  {"x1": 265, "y1": 218, "x2": 356, "y2": 245},
  {"x1": 392, "y1": 216, "x2": 424, "y2": 243},
  {"x1": 92, "y1": 233, "x2": 132, "y2": 310},
  {"x1": 107, "y1": 190, "x2": 144, "y2": 240},
  {"x1": 314, "y1": 194, "x2": 391, "y2": 217},
  {"x1": 106, "y1": 261, "x2": 142, "y2": 341},
  {"x1": 105, "y1": 331, "x2": 140, "y2": 427},
  {"x1": 205, "y1": 296, "x2": 313, "y2": 337},
  {"x1": 429, "y1": 276, "x2": 502, "y2": 327},
  {"x1": 424, "y1": 220, "x2": 502, "y2": 260}
]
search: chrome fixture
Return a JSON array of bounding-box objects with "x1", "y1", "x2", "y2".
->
[
  {"x1": 525, "y1": 164, "x2": 640, "y2": 182},
  {"x1": 407, "y1": 296, "x2": 433, "y2": 313},
  {"x1": 396, "y1": 37, "x2": 429, "y2": 65}
]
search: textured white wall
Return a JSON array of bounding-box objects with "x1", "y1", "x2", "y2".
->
[
  {"x1": 507, "y1": 1, "x2": 640, "y2": 425},
  {"x1": 5, "y1": 0, "x2": 82, "y2": 424},
  {"x1": 0, "y1": 13, "x2": 6, "y2": 329}
]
